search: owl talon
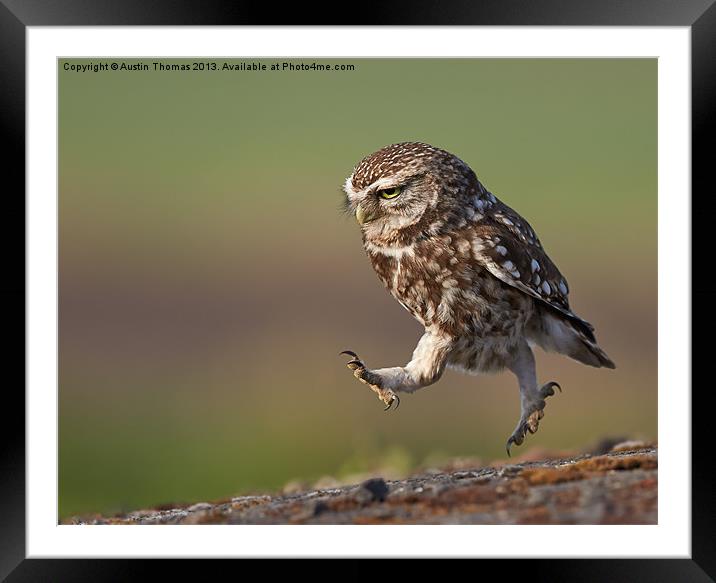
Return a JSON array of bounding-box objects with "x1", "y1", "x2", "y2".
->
[
  {"x1": 505, "y1": 435, "x2": 522, "y2": 457},
  {"x1": 505, "y1": 425, "x2": 527, "y2": 457},
  {"x1": 341, "y1": 351, "x2": 367, "y2": 372},
  {"x1": 540, "y1": 381, "x2": 561, "y2": 397},
  {"x1": 506, "y1": 381, "x2": 561, "y2": 454},
  {"x1": 384, "y1": 394, "x2": 400, "y2": 411},
  {"x1": 340, "y1": 350, "x2": 400, "y2": 411}
]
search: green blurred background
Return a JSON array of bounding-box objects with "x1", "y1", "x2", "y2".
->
[{"x1": 59, "y1": 58, "x2": 656, "y2": 519}]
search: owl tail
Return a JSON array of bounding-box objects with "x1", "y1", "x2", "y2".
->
[{"x1": 537, "y1": 311, "x2": 616, "y2": 369}]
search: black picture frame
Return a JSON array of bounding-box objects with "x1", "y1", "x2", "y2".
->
[{"x1": 4, "y1": 0, "x2": 711, "y2": 578}]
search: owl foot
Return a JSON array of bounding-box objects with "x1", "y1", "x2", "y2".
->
[
  {"x1": 340, "y1": 350, "x2": 400, "y2": 411},
  {"x1": 505, "y1": 381, "x2": 561, "y2": 456}
]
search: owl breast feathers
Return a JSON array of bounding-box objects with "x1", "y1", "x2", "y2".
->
[{"x1": 343, "y1": 142, "x2": 614, "y2": 372}]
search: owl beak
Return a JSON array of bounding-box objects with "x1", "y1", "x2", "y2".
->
[{"x1": 355, "y1": 203, "x2": 373, "y2": 225}]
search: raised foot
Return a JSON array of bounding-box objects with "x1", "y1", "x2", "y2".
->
[
  {"x1": 505, "y1": 381, "x2": 561, "y2": 456},
  {"x1": 340, "y1": 350, "x2": 400, "y2": 411}
]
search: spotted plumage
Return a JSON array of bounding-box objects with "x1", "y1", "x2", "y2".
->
[{"x1": 341, "y1": 142, "x2": 614, "y2": 453}]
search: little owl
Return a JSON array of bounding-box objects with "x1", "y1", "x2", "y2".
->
[{"x1": 341, "y1": 142, "x2": 615, "y2": 454}]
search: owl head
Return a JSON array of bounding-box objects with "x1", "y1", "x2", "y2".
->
[{"x1": 343, "y1": 142, "x2": 480, "y2": 245}]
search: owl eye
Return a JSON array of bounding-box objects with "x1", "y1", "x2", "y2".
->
[{"x1": 378, "y1": 186, "x2": 402, "y2": 199}]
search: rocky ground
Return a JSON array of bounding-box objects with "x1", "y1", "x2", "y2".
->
[{"x1": 65, "y1": 439, "x2": 657, "y2": 525}]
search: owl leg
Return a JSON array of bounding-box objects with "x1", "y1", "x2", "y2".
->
[
  {"x1": 341, "y1": 332, "x2": 453, "y2": 411},
  {"x1": 505, "y1": 341, "x2": 561, "y2": 456}
]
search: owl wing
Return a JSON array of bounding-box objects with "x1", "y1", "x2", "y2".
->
[{"x1": 469, "y1": 203, "x2": 596, "y2": 340}]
